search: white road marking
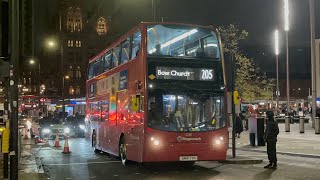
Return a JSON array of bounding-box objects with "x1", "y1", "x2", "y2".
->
[
  {"x1": 89, "y1": 177, "x2": 96, "y2": 179},
  {"x1": 113, "y1": 174, "x2": 119, "y2": 177},
  {"x1": 66, "y1": 178, "x2": 72, "y2": 180},
  {"x1": 44, "y1": 161, "x2": 120, "y2": 166}
]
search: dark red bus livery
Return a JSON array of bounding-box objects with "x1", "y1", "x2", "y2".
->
[{"x1": 86, "y1": 22, "x2": 228, "y2": 165}]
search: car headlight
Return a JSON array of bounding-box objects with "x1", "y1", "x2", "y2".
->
[
  {"x1": 64, "y1": 127, "x2": 70, "y2": 134},
  {"x1": 42, "y1": 129, "x2": 51, "y2": 134},
  {"x1": 79, "y1": 125, "x2": 85, "y2": 130},
  {"x1": 150, "y1": 136, "x2": 160, "y2": 146}
]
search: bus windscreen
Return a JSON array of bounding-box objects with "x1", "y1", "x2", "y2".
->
[{"x1": 147, "y1": 24, "x2": 220, "y2": 59}]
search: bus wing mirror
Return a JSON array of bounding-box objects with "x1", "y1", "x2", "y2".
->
[{"x1": 131, "y1": 95, "x2": 140, "y2": 112}]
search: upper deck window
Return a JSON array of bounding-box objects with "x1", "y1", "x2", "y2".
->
[{"x1": 147, "y1": 24, "x2": 220, "y2": 59}]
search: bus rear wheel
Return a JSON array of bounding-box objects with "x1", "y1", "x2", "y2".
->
[{"x1": 119, "y1": 137, "x2": 129, "y2": 165}]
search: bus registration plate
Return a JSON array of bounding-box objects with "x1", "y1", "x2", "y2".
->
[{"x1": 179, "y1": 156, "x2": 198, "y2": 161}]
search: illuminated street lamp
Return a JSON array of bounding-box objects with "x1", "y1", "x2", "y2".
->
[{"x1": 29, "y1": 59, "x2": 35, "y2": 65}]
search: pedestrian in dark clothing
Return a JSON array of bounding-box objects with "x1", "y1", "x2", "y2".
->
[
  {"x1": 264, "y1": 110, "x2": 279, "y2": 169},
  {"x1": 234, "y1": 114, "x2": 243, "y2": 138},
  {"x1": 316, "y1": 107, "x2": 320, "y2": 118}
]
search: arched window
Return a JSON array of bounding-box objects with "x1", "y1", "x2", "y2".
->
[
  {"x1": 67, "y1": 7, "x2": 74, "y2": 32},
  {"x1": 66, "y1": 7, "x2": 82, "y2": 32},
  {"x1": 74, "y1": 8, "x2": 82, "y2": 32},
  {"x1": 97, "y1": 17, "x2": 107, "y2": 35},
  {"x1": 69, "y1": 86, "x2": 74, "y2": 95},
  {"x1": 76, "y1": 66, "x2": 81, "y2": 78},
  {"x1": 68, "y1": 66, "x2": 73, "y2": 78}
]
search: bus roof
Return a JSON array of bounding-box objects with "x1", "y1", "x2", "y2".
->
[{"x1": 88, "y1": 22, "x2": 216, "y2": 63}]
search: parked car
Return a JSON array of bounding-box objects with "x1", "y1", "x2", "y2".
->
[{"x1": 66, "y1": 115, "x2": 86, "y2": 138}]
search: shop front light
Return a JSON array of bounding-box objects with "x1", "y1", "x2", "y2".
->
[{"x1": 79, "y1": 125, "x2": 85, "y2": 130}]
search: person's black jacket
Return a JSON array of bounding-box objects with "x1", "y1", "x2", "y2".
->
[
  {"x1": 234, "y1": 116, "x2": 243, "y2": 133},
  {"x1": 316, "y1": 108, "x2": 320, "y2": 117},
  {"x1": 264, "y1": 119, "x2": 279, "y2": 142}
]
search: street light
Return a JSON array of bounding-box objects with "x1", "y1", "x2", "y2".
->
[
  {"x1": 275, "y1": 29, "x2": 280, "y2": 108},
  {"x1": 28, "y1": 58, "x2": 41, "y2": 94},
  {"x1": 308, "y1": 0, "x2": 317, "y2": 128},
  {"x1": 29, "y1": 59, "x2": 35, "y2": 65},
  {"x1": 45, "y1": 38, "x2": 65, "y2": 120},
  {"x1": 284, "y1": 0, "x2": 290, "y2": 114}
]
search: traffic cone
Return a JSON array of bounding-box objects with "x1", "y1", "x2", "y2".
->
[
  {"x1": 62, "y1": 136, "x2": 71, "y2": 154},
  {"x1": 53, "y1": 131, "x2": 61, "y2": 147}
]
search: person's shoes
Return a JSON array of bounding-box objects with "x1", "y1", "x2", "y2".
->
[
  {"x1": 264, "y1": 164, "x2": 272, "y2": 168},
  {"x1": 270, "y1": 163, "x2": 277, "y2": 169}
]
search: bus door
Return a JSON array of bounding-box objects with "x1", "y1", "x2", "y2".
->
[{"x1": 128, "y1": 94, "x2": 144, "y2": 161}]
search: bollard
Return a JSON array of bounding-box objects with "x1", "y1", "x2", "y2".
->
[
  {"x1": 285, "y1": 116, "x2": 290, "y2": 132},
  {"x1": 315, "y1": 117, "x2": 320, "y2": 134},
  {"x1": 299, "y1": 116, "x2": 305, "y2": 133}
]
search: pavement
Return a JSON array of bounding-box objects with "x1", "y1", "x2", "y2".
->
[{"x1": 233, "y1": 122, "x2": 320, "y2": 158}]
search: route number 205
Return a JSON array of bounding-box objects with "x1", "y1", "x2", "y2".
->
[{"x1": 201, "y1": 69, "x2": 213, "y2": 80}]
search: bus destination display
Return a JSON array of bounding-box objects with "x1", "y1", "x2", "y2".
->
[{"x1": 156, "y1": 67, "x2": 214, "y2": 81}]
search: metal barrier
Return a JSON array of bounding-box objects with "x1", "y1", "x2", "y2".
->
[
  {"x1": 299, "y1": 116, "x2": 305, "y2": 133},
  {"x1": 315, "y1": 117, "x2": 320, "y2": 134},
  {"x1": 285, "y1": 116, "x2": 290, "y2": 132}
]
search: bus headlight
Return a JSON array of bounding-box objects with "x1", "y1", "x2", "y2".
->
[
  {"x1": 64, "y1": 128, "x2": 70, "y2": 134},
  {"x1": 153, "y1": 140, "x2": 160, "y2": 146},
  {"x1": 42, "y1": 129, "x2": 51, "y2": 134},
  {"x1": 79, "y1": 125, "x2": 85, "y2": 130},
  {"x1": 215, "y1": 139, "x2": 221, "y2": 145},
  {"x1": 215, "y1": 136, "x2": 224, "y2": 145},
  {"x1": 150, "y1": 136, "x2": 160, "y2": 146}
]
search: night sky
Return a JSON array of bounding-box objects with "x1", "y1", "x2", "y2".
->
[{"x1": 37, "y1": 0, "x2": 320, "y2": 77}]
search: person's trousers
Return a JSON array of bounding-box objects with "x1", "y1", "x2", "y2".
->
[{"x1": 267, "y1": 141, "x2": 277, "y2": 164}]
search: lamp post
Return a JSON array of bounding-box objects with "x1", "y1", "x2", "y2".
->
[
  {"x1": 152, "y1": 0, "x2": 156, "y2": 21},
  {"x1": 275, "y1": 30, "x2": 280, "y2": 108},
  {"x1": 62, "y1": 75, "x2": 69, "y2": 121},
  {"x1": 284, "y1": 0, "x2": 290, "y2": 114},
  {"x1": 309, "y1": 0, "x2": 317, "y2": 128},
  {"x1": 29, "y1": 58, "x2": 41, "y2": 91},
  {"x1": 45, "y1": 38, "x2": 65, "y2": 120}
]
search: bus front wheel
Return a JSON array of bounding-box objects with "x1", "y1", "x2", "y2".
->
[
  {"x1": 92, "y1": 130, "x2": 101, "y2": 153},
  {"x1": 119, "y1": 137, "x2": 129, "y2": 165}
]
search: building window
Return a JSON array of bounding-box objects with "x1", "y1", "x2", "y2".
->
[
  {"x1": 66, "y1": 7, "x2": 82, "y2": 32},
  {"x1": 75, "y1": 40, "x2": 81, "y2": 47},
  {"x1": 76, "y1": 66, "x2": 81, "y2": 78},
  {"x1": 29, "y1": 78, "x2": 31, "y2": 84},
  {"x1": 69, "y1": 86, "x2": 74, "y2": 95},
  {"x1": 76, "y1": 86, "x2": 80, "y2": 95},
  {"x1": 68, "y1": 40, "x2": 73, "y2": 47},
  {"x1": 23, "y1": 78, "x2": 26, "y2": 84},
  {"x1": 68, "y1": 66, "x2": 73, "y2": 78},
  {"x1": 74, "y1": 8, "x2": 82, "y2": 32},
  {"x1": 97, "y1": 17, "x2": 107, "y2": 35}
]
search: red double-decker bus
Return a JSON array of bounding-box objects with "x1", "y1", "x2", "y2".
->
[{"x1": 86, "y1": 22, "x2": 228, "y2": 165}]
